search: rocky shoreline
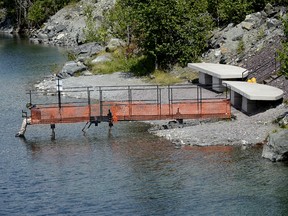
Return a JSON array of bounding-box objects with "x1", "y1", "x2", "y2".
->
[{"x1": 2, "y1": 1, "x2": 287, "y2": 157}]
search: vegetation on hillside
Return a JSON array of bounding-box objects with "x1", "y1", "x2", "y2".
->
[
  {"x1": 1, "y1": 0, "x2": 288, "y2": 76},
  {"x1": 104, "y1": 0, "x2": 213, "y2": 71},
  {"x1": 278, "y1": 16, "x2": 288, "y2": 77},
  {"x1": 0, "y1": 0, "x2": 79, "y2": 30},
  {"x1": 99, "y1": 0, "x2": 288, "y2": 75}
]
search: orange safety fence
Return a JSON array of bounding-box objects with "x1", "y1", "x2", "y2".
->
[{"x1": 30, "y1": 99, "x2": 231, "y2": 124}]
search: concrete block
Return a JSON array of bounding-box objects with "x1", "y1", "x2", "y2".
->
[
  {"x1": 242, "y1": 97, "x2": 257, "y2": 113},
  {"x1": 230, "y1": 91, "x2": 242, "y2": 109},
  {"x1": 199, "y1": 72, "x2": 212, "y2": 85},
  {"x1": 212, "y1": 77, "x2": 225, "y2": 92}
]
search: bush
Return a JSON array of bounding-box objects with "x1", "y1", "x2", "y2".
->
[{"x1": 129, "y1": 54, "x2": 155, "y2": 76}]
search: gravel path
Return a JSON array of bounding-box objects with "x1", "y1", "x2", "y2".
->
[
  {"x1": 149, "y1": 105, "x2": 287, "y2": 146},
  {"x1": 35, "y1": 72, "x2": 287, "y2": 146}
]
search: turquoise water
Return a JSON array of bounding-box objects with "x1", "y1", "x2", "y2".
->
[{"x1": 1, "y1": 33, "x2": 288, "y2": 216}]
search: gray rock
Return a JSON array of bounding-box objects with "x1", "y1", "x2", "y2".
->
[
  {"x1": 55, "y1": 24, "x2": 66, "y2": 33},
  {"x1": 106, "y1": 38, "x2": 125, "y2": 52},
  {"x1": 232, "y1": 33, "x2": 243, "y2": 41},
  {"x1": 242, "y1": 22, "x2": 254, "y2": 31},
  {"x1": 278, "y1": 114, "x2": 288, "y2": 127},
  {"x1": 46, "y1": 25, "x2": 55, "y2": 32},
  {"x1": 91, "y1": 54, "x2": 112, "y2": 64},
  {"x1": 262, "y1": 130, "x2": 288, "y2": 162},
  {"x1": 57, "y1": 61, "x2": 87, "y2": 78},
  {"x1": 214, "y1": 49, "x2": 221, "y2": 57},
  {"x1": 74, "y1": 42, "x2": 104, "y2": 57},
  {"x1": 82, "y1": 70, "x2": 93, "y2": 76},
  {"x1": 266, "y1": 18, "x2": 281, "y2": 29},
  {"x1": 244, "y1": 13, "x2": 262, "y2": 26},
  {"x1": 29, "y1": 0, "x2": 116, "y2": 47},
  {"x1": 56, "y1": 33, "x2": 66, "y2": 40},
  {"x1": 210, "y1": 36, "x2": 224, "y2": 49},
  {"x1": 264, "y1": 3, "x2": 277, "y2": 17},
  {"x1": 224, "y1": 23, "x2": 234, "y2": 32},
  {"x1": 37, "y1": 33, "x2": 48, "y2": 40}
]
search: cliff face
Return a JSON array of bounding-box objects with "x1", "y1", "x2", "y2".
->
[
  {"x1": 29, "y1": 0, "x2": 115, "y2": 47},
  {"x1": 203, "y1": 4, "x2": 285, "y2": 67},
  {"x1": 0, "y1": 8, "x2": 13, "y2": 33},
  {"x1": 203, "y1": 4, "x2": 287, "y2": 99}
]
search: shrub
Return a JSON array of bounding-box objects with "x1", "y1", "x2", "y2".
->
[{"x1": 237, "y1": 39, "x2": 245, "y2": 54}]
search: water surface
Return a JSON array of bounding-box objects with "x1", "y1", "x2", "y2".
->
[{"x1": 1, "y1": 33, "x2": 288, "y2": 216}]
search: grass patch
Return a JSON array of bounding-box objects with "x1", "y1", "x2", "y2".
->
[
  {"x1": 237, "y1": 39, "x2": 245, "y2": 54},
  {"x1": 90, "y1": 58, "x2": 132, "y2": 74},
  {"x1": 88, "y1": 49, "x2": 135, "y2": 74},
  {"x1": 87, "y1": 48, "x2": 197, "y2": 85},
  {"x1": 88, "y1": 48, "x2": 155, "y2": 75},
  {"x1": 177, "y1": 71, "x2": 199, "y2": 82},
  {"x1": 147, "y1": 70, "x2": 182, "y2": 85}
]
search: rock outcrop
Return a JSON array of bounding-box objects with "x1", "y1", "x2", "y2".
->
[
  {"x1": 57, "y1": 61, "x2": 87, "y2": 79},
  {"x1": 0, "y1": 8, "x2": 13, "y2": 33},
  {"x1": 30, "y1": 0, "x2": 115, "y2": 47},
  {"x1": 262, "y1": 130, "x2": 288, "y2": 162},
  {"x1": 203, "y1": 4, "x2": 288, "y2": 100},
  {"x1": 204, "y1": 4, "x2": 286, "y2": 66}
]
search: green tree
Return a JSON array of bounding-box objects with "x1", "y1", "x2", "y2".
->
[
  {"x1": 106, "y1": 0, "x2": 213, "y2": 71},
  {"x1": 217, "y1": 0, "x2": 252, "y2": 25},
  {"x1": 278, "y1": 16, "x2": 288, "y2": 77},
  {"x1": 27, "y1": 1, "x2": 47, "y2": 27}
]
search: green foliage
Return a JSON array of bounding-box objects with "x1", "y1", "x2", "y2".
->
[
  {"x1": 67, "y1": 51, "x2": 77, "y2": 61},
  {"x1": 106, "y1": 0, "x2": 213, "y2": 72},
  {"x1": 277, "y1": 42, "x2": 288, "y2": 77},
  {"x1": 89, "y1": 49, "x2": 133, "y2": 74},
  {"x1": 28, "y1": 1, "x2": 47, "y2": 27},
  {"x1": 237, "y1": 39, "x2": 245, "y2": 54},
  {"x1": 83, "y1": 5, "x2": 108, "y2": 44},
  {"x1": 83, "y1": 6, "x2": 98, "y2": 43},
  {"x1": 129, "y1": 54, "x2": 156, "y2": 76},
  {"x1": 257, "y1": 27, "x2": 266, "y2": 41},
  {"x1": 207, "y1": 0, "x2": 288, "y2": 26},
  {"x1": 148, "y1": 70, "x2": 182, "y2": 86},
  {"x1": 217, "y1": 0, "x2": 252, "y2": 25},
  {"x1": 278, "y1": 16, "x2": 288, "y2": 77},
  {"x1": 1, "y1": 0, "x2": 79, "y2": 29}
]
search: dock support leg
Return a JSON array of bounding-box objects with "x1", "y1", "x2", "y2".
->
[
  {"x1": 51, "y1": 124, "x2": 55, "y2": 140},
  {"x1": 108, "y1": 109, "x2": 113, "y2": 128}
]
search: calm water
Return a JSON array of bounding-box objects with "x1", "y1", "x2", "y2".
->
[{"x1": 1, "y1": 33, "x2": 288, "y2": 216}]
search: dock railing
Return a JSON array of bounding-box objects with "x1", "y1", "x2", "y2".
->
[{"x1": 25, "y1": 84, "x2": 231, "y2": 125}]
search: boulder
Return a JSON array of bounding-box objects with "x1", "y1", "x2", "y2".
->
[
  {"x1": 279, "y1": 113, "x2": 288, "y2": 128},
  {"x1": 55, "y1": 24, "x2": 66, "y2": 33},
  {"x1": 28, "y1": 0, "x2": 116, "y2": 47},
  {"x1": 106, "y1": 38, "x2": 125, "y2": 52},
  {"x1": 57, "y1": 61, "x2": 87, "y2": 78},
  {"x1": 74, "y1": 42, "x2": 104, "y2": 58},
  {"x1": 56, "y1": 33, "x2": 66, "y2": 40},
  {"x1": 232, "y1": 33, "x2": 243, "y2": 41},
  {"x1": 242, "y1": 22, "x2": 254, "y2": 31},
  {"x1": 91, "y1": 54, "x2": 112, "y2": 64},
  {"x1": 262, "y1": 130, "x2": 288, "y2": 162},
  {"x1": 37, "y1": 33, "x2": 48, "y2": 40},
  {"x1": 266, "y1": 18, "x2": 281, "y2": 29},
  {"x1": 82, "y1": 70, "x2": 93, "y2": 76},
  {"x1": 264, "y1": 3, "x2": 277, "y2": 17}
]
